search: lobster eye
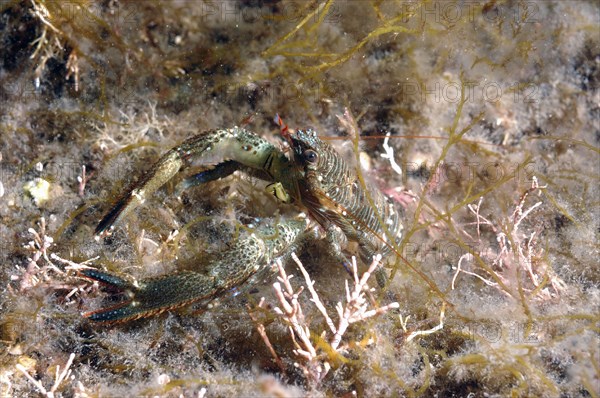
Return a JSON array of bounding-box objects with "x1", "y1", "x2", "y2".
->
[{"x1": 303, "y1": 149, "x2": 318, "y2": 164}]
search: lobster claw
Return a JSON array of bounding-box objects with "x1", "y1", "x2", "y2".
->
[
  {"x1": 83, "y1": 219, "x2": 309, "y2": 324},
  {"x1": 79, "y1": 269, "x2": 218, "y2": 324},
  {"x1": 79, "y1": 269, "x2": 141, "y2": 323}
]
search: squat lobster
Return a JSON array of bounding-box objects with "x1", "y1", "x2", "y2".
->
[{"x1": 82, "y1": 115, "x2": 403, "y2": 323}]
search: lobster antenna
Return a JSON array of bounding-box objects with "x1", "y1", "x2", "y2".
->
[{"x1": 273, "y1": 113, "x2": 289, "y2": 137}]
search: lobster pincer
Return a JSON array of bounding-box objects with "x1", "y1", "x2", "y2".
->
[
  {"x1": 83, "y1": 219, "x2": 310, "y2": 323},
  {"x1": 95, "y1": 127, "x2": 299, "y2": 237}
]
